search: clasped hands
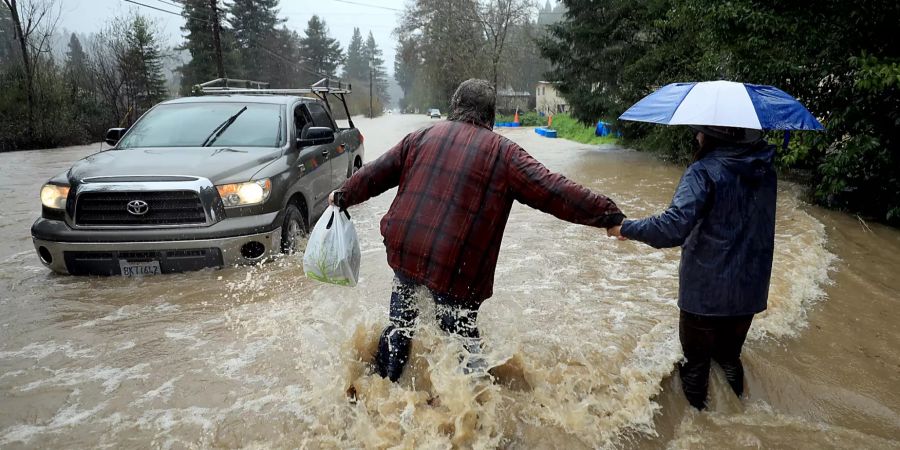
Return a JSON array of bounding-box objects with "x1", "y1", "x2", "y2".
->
[{"x1": 607, "y1": 225, "x2": 627, "y2": 241}]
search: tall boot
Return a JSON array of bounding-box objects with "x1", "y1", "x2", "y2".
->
[{"x1": 375, "y1": 325, "x2": 413, "y2": 382}]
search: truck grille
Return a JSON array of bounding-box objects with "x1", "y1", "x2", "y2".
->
[
  {"x1": 64, "y1": 248, "x2": 223, "y2": 275},
  {"x1": 75, "y1": 191, "x2": 207, "y2": 226}
]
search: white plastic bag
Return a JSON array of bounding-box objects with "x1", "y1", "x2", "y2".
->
[{"x1": 303, "y1": 206, "x2": 361, "y2": 286}]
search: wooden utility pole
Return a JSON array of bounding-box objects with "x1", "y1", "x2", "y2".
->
[
  {"x1": 209, "y1": 0, "x2": 225, "y2": 78},
  {"x1": 369, "y1": 59, "x2": 374, "y2": 118}
]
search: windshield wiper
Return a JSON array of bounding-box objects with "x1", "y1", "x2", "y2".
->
[{"x1": 201, "y1": 106, "x2": 248, "y2": 147}]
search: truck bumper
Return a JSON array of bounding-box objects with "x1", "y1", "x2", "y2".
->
[{"x1": 31, "y1": 213, "x2": 284, "y2": 275}]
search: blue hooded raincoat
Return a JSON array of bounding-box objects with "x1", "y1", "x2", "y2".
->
[{"x1": 620, "y1": 142, "x2": 777, "y2": 316}]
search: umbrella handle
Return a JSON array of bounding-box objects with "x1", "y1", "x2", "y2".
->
[{"x1": 782, "y1": 131, "x2": 791, "y2": 150}]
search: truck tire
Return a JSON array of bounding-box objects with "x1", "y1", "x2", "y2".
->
[{"x1": 280, "y1": 204, "x2": 308, "y2": 254}]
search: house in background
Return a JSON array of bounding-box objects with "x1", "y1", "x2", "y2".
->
[
  {"x1": 496, "y1": 87, "x2": 532, "y2": 113},
  {"x1": 536, "y1": 81, "x2": 568, "y2": 115}
]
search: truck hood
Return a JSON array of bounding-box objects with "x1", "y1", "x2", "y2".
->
[{"x1": 68, "y1": 147, "x2": 283, "y2": 185}]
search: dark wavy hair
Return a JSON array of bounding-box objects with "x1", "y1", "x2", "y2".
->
[{"x1": 447, "y1": 79, "x2": 496, "y2": 128}]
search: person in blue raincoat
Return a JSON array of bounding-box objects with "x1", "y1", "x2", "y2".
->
[{"x1": 608, "y1": 125, "x2": 777, "y2": 410}]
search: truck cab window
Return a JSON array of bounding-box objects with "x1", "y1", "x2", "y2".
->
[
  {"x1": 306, "y1": 103, "x2": 336, "y2": 130},
  {"x1": 295, "y1": 107, "x2": 312, "y2": 139}
]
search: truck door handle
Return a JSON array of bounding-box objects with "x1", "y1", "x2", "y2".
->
[{"x1": 321, "y1": 149, "x2": 329, "y2": 157}]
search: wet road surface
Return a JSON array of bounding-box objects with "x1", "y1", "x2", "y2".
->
[{"x1": 0, "y1": 114, "x2": 898, "y2": 448}]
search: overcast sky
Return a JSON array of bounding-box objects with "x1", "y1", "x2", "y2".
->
[{"x1": 57, "y1": 0, "x2": 406, "y2": 75}]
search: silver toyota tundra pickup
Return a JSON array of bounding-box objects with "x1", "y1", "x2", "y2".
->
[{"x1": 31, "y1": 79, "x2": 364, "y2": 276}]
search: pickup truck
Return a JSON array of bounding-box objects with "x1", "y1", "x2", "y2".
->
[{"x1": 31, "y1": 79, "x2": 364, "y2": 276}]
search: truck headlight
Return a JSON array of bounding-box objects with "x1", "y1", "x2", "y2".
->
[
  {"x1": 216, "y1": 179, "x2": 272, "y2": 207},
  {"x1": 40, "y1": 184, "x2": 70, "y2": 209}
]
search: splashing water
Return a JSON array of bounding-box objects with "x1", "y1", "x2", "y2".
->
[{"x1": 1, "y1": 116, "x2": 895, "y2": 449}]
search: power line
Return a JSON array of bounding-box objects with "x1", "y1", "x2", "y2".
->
[
  {"x1": 120, "y1": 0, "x2": 188, "y2": 18},
  {"x1": 150, "y1": 0, "x2": 185, "y2": 9},
  {"x1": 256, "y1": 44, "x2": 330, "y2": 80},
  {"x1": 121, "y1": 0, "x2": 219, "y2": 24},
  {"x1": 331, "y1": 0, "x2": 402, "y2": 12}
]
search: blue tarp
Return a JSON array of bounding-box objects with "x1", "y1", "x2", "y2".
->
[{"x1": 595, "y1": 121, "x2": 622, "y2": 137}]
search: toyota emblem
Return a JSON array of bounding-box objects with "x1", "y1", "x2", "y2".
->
[{"x1": 126, "y1": 199, "x2": 150, "y2": 216}]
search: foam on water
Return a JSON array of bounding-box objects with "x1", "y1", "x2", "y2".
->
[{"x1": 0, "y1": 129, "x2": 851, "y2": 448}]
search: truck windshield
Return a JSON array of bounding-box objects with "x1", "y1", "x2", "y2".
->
[{"x1": 118, "y1": 103, "x2": 283, "y2": 148}]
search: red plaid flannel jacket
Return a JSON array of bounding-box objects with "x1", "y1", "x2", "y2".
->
[{"x1": 339, "y1": 120, "x2": 624, "y2": 303}]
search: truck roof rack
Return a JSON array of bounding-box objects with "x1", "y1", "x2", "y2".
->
[
  {"x1": 194, "y1": 78, "x2": 356, "y2": 129},
  {"x1": 195, "y1": 78, "x2": 351, "y2": 95}
]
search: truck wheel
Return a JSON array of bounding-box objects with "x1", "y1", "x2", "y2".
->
[{"x1": 281, "y1": 204, "x2": 308, "y2": 254}]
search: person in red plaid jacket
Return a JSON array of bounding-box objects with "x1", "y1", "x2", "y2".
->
[{"x1": 331, "y1": 79, "x2": 625, "y2": 381}]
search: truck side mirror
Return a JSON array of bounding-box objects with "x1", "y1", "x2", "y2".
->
[
  {"x1": 105, "y1": 128, "x2": 126, "y2": 146},
  {"x1": 297, "y1": 127, "x2": 335, "y2": 147}
]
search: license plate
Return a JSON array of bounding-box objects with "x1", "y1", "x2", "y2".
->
[{"x1": 119, "y1": 260, "x2": 161, "y2": 277}]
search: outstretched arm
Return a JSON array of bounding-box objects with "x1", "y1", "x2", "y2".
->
[
  {"x1": 333, "y1": 132, "x2": 412, "y2": 208},
  {"x1": 507, "y1": 145, "x2": 624, "y2": 228},
  {"x1": 620, "y1": 164, "x2": 710, "y2": 248}
]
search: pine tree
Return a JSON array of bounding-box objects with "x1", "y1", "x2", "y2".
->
[
  {"x1": 297, "y1": 15, "x2": 343, "y2": 85},
  {"x1": 177, "y1": 0, "x2": 238, "y2": 94},
  {"x1": 227, "y1": 0, "x2": 283, "y2": 81},
  {"x1": 263, "y1": 26, "x2": 302, "y2": 88},
  {"x1": 394, "y1": 36, "x2": 421, "y2": 111},
  {"x1": 122, "y1": 15, "x2": 168, "y2": 115},
  {"x1": 342, "y1": 27, "x2": 367, "y2": 82},
  {"x1": 362, "y1": 31, "x2": 389, "y2": 105},
  {"x1": 65, "y1": 33, "x2": 90, "y2": 95}
]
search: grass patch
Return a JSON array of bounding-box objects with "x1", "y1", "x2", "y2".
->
[
  {"x1": 496, "y1": 112, "x2": 619, "y2": 145},
  {"x1": 495, "y1": 111, "x2": 545, "y2": 127},
  {"x1": 550, "y1": 114, "x2": 619, "y2": 145}
]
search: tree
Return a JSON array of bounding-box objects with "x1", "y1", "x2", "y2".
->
[
  {"x1": 297, "y1": 15, "x2": 343, "y2": 85},
  {"x1": 263, "y1": 25, "x2": 303, "y2": 88},
  {"x1": 1, "y1": 0, "x2": 61, "y2": 132},
  {"x1": 539, "y1": 0, "x2": 900, "y2": 225},
  {"x1": 470, "y1": 0, "x2": 534, "y2": 92},
  {"x1": 0, "y1": 6, "x2": 15, "y2": 65},
  {"x1": 121, "y1": 15, "x2": 168, "y2": 116},
  {"x1": 342, "y1": 27, "x2": 366, "y2": 82},
  {"x1": 64, "y1": 33, "x2": 90, "y2": 98},
  {"x1": 65, "y1": 33, "x2": 87, "y2": 80},
  {"x1": 227, "y1": 0, "x2": 283, "y2": 81},
  {"x1": 363, "y1": 31, "x2": 389, "y2": 106},
  {"x1": 502, "y1": 20, "x2": 548, "y2": 95},
  {"x1": 394, "y1": 35, "x2": 421, "y2": 111},
  {"x1": 177, "y1": 0, "x2": 237, "y2": 94},
  {"x1": 396, "y1": 0, "x2": 485, "y2": 109}
]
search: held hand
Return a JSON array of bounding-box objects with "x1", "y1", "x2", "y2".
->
[
  {"x1": 607, "y1": 225, "x2": 627, "y2": 241},
  {"x1": 328, "y1": 191, "x2": 336, "y2": 206}
]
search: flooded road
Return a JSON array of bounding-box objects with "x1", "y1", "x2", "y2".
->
[{"x1": 1, "y1": 114, "x2": 898, "y2": 449}]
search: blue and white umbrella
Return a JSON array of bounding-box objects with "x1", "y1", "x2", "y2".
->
[{"x1": 619, "y1": 80, "x2": 823, "y2": 130}]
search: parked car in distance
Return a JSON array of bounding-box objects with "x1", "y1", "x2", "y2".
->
[
  {"x1": 428, "y1": 108, "x2": 441, "y2": 119},
  {"x1": 32, "y1": 80, "x2": 364, "y2": 276}
]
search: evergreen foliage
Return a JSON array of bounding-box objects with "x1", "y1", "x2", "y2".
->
[
  {"x1": 227, "y1": 0, "x2": 283, "y2": 81},
  {"x1": 539, "y1": 0, "x2": 900, "y2": 225},
  {"x1": 342, "y1": 28, "x2": 366, "y2": 82},
  {"x1": 363, "y1": 31, "x2": 390, "y2": 106},
  {"x1": 297, "y1": 15, "x2": 343, "y2": 85},
  {"x1": 122, "y1": 15, "x2": 168, "y2": 113},
  {"x1": 177, "y1": 0, "x2": 238, "y2": 94}
]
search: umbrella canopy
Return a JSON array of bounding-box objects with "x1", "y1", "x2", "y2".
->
[{"x1": 619, "y1": 81, "x2": 823, "y2": 130}]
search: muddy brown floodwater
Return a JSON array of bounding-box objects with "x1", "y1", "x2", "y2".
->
[{"x1": 0, "y1": 114, "x2": 898, "y2": 449}]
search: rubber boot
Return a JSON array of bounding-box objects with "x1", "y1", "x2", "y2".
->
[{"x1": 375, "y1": 325, "x2": 412, "y2": 382}]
